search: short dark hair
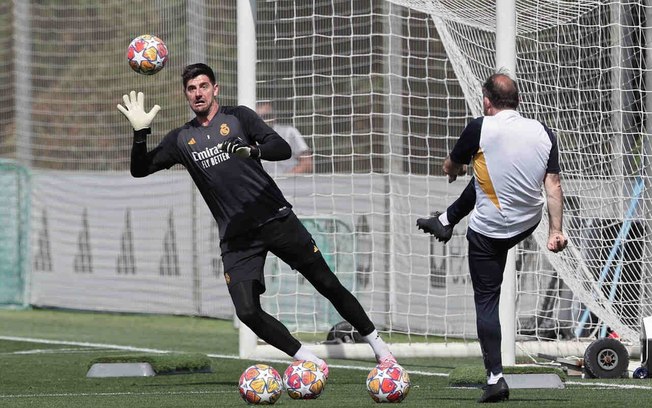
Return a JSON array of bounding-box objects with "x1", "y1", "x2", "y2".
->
[
  {"x1": 482, "y1": 73, "x2": 519, "y2": 109},
  {"x1": 182, "y1": 63, "x2": 216, "y2": 88}
]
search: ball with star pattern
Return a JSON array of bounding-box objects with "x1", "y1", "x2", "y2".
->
[
  {"x1": 282, "y1": 360, "x2": 326, "y2": 399},
  {"x1": 238, "y1": 364, "x2": 283, "y2": 405},
  {"x1": 126, "y1": 34, "x2": 168, "y2": 75},
  {"x1": 366, "y1": 362, "x2": 411, "y2": 403}
]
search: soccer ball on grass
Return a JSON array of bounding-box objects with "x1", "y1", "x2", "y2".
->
[
  {"x1": 366, "y1": 362, "x2": 411, "y2": 403},
  {"x1": 283, "y1": 360, "x2": 326, "y2": 399},
  {"x1": 127, "y1": 34, "x2": 168, "y2": 75},
  {"x1": 238, "y1": 364, "x2": 283, "y2": 405}
]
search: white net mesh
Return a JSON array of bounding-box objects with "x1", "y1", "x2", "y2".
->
[
  {"x1": 390, "y1": 0, "x2": 652, "y2": 343},
  {"x1": 8, "y1": 0, "x2": 239, "y2": 318},
  {"x1": 1, "y1": 0, "x2": 650, "y2": 354}
]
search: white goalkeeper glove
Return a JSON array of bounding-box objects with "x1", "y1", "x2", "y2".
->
[
  {"x1": 218, "y1": 137, "x2": 260, "y2": 159},
  {"x1": 116, "y1": 91, "x2": 161, "y2": 131}
]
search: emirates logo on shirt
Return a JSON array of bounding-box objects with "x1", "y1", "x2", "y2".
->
[{"x1": 220, "y1": 124, "x2": 230, "y2": 136}]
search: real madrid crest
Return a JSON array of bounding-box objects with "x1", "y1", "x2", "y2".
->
[{"x1": 220, "y1": 123, "x2": 230, "y2": 136}]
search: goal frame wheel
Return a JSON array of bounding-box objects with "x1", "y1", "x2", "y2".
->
[{"x1": 583, "y1": 337, "x2": 629, "y2": 379}]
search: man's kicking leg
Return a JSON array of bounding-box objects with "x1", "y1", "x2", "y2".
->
[{"x1": 417, "y1": 177, "x2": 476, "y2": 243}]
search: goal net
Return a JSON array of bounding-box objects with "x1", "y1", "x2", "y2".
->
[
  {"x1": 249, "y1": 0, "x2": 652, "y2": 358},
  {"x1": 384, "y1": 0, "x2": 652, "y2": 347},
  {"x1": 1, "y1": 0, "x2": 649, "y2": 360}
]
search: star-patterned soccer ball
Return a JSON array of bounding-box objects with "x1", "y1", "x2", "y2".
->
[
  {"x1": 282, "y1": 360, "x2": 326, "y2": 399},
  {"x1": 126, "y1": 34, "x2": 168, "y2": 75},
  {"x1": 366, "y1": 362, "x2": 411, "y2": 403},
  {"x1": 238, "y1": 364, "x2": 283, "y2": 405}
]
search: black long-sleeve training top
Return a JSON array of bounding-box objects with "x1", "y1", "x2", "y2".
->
[{"x1": 131, "y1": 105, "x2": 293, "y2": 240}]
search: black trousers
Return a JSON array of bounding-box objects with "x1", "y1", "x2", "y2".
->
[
  {"x1": 229, "y1": 256, "x2": 376, "y2": 357},
  {"x1": 225, "y1": 212, "x2": 376, "y2": 357},
  {"x1": 446, "y1": 177, "x2": 539, "y2": 375},
  {"x1": 467, "y1": 225, "x2": 537, "y2": 376}
]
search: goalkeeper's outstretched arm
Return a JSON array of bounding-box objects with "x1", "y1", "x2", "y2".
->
[
  {"x1": 129, "y1": 130, "x2": 172, "y2": 178},
  {"x1": 117, "y1": 91, "x2": 177, "y2": 178}
]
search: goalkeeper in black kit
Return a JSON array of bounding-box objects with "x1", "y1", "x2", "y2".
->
[{"x1": 117, "y1": 63, "x2": 396, "y2": 377}]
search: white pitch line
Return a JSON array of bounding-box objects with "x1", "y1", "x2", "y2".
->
[
  {"x1": 0, "y1": 390, "x2": 233, "y2": 399},
  {"x1": 8, "y1": 348, "x2": 119, "y2": 355},
  {"x1": 566, "y1": 380, "x2": 652, "y2": 390},
  {"x1": 0, "y1": 336, "x2": 169, "y2": 354},
  {"x1": 4, "y1": 335, "x2": 652, "y2": 390},
  {"x1": 206, "y1": 352, "x2": 449, "y2": 377},
  {"x1": 1, "y1": 335, "x2": 449, "y2": 378}
]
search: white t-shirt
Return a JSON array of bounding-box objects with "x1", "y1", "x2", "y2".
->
[
  {"x1": 450, "y1": 110, "x2": 560, "y2": 239},
  {"x1": 262, "y1": 123, "x2": 310, "y2": 175}
]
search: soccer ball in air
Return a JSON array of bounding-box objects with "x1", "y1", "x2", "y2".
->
[
  {"x1": 283, "y1": 360, "x2": 327, "y2": 399},
  {"x1": 126, "y1": 34, "x2": 169, "y2": 75},
  {"x1": 238, "y1": 364, "x2": 283, "y2": 405},
  {"x1": 366, "y1": 363, "x2": 411, "y2": 403}
]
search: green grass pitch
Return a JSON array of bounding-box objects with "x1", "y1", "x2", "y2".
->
[{"x1": 1, "y1": 309, "x2": 652, "y2": 407}]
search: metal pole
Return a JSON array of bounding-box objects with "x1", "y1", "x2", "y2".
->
[
  {"x1": 237, "y1": 0, "x2": 258, "y2": 358},
  {"x1": 187, "y1": 0, "x2": 206, "y2": 65},
  {"x1": 238, "y1": 0, "x2": 257, "y2": 110},
  {"x1": 384, "y1": 0, "x2": 404, "y2": 330},
  {"x1": 186, "y1": 0, "x2": 207, "y2": 317},
  {"x1": 495, "y1": 0, "x2": 517, "y2": 367},
  {"x1": 14, "y1": 0, "x2": 32, "y2": 166},
  {"x1": 642, "y1": 3, "x2": 652, "y2": 319}
]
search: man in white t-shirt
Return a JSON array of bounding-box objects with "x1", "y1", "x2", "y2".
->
[
  {"x1": 256, "y1": 102, "x2": 312, "y2": 175},
  {"x1": 417, "y1": 73, "x2": 568, "y2": 403}
]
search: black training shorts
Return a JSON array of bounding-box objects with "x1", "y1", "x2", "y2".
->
[{"x1": 219, "y1": 211, "x2": 322, "y2": 292}]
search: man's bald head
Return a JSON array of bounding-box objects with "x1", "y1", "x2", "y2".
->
[{"x1": 482, "y1": 73, "x2": 519, "y2": 110}]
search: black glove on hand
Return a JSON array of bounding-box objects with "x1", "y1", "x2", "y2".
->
[{"x1": 218, "y1": 137, "x2": 260, "y2": 159}]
